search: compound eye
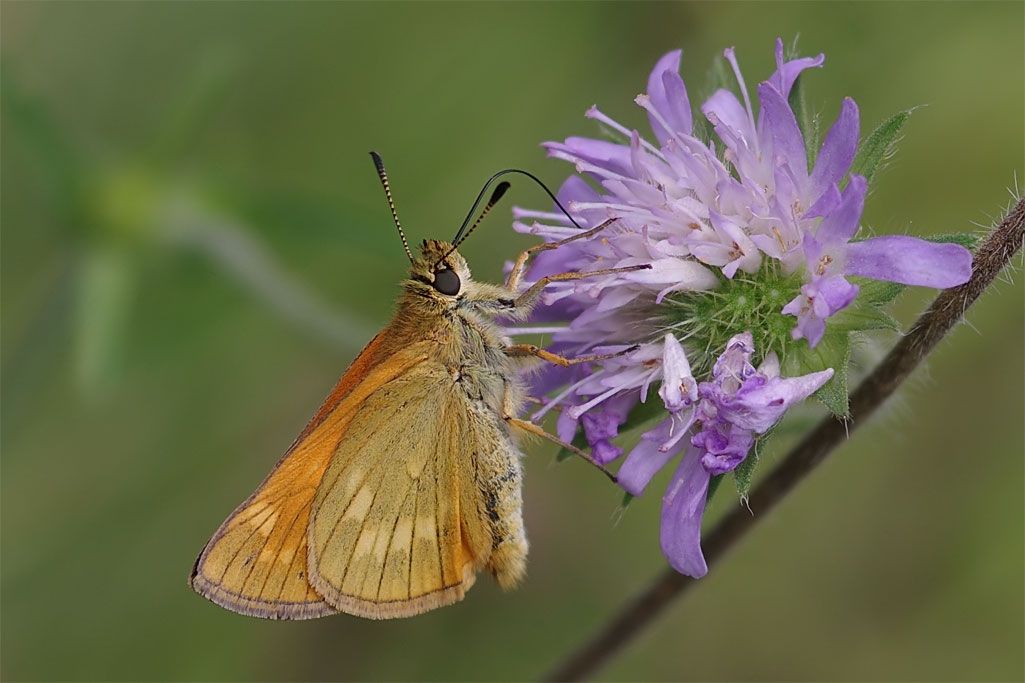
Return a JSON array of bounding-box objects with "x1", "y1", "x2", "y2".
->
[{"x1": 432, "y1": 268, "x2": 461, "y2": 295}]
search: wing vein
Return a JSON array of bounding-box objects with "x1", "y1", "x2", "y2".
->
[
  {"x1": 317, "y1": 449, "x2": 388, "y2": 569},
  {"x1": 253, "y1": 494, "x2": 308, "y2": 600},
  {"x1": 375, "y1": 483, "x2": 415, "y2": 601},
  {"x1": 337, "y1": 482, "x2": 383, "y2": 590},
  {"x1": 434, "y1": 418, "x2": 445, "y2": 588},
  {"x1": 215, "y1": 504, "x2": 276, "y2": 586}
]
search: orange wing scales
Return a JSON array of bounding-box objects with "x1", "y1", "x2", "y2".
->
[
  {"x1": 189, "y1": 337, "x2": 431, "y2": 619},
  {"x1": 305, "y1": 366, "x2": 482, "y2": 619}
]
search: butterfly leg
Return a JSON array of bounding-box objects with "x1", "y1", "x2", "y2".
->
[
  {"x1": 513, "y1": 265, "x2": 651, "y2": 310},
  {"x1": 505, "y1": 218, "x2": 620, "y2": 291},
  {"x1": 501, "y1": 388, "x2": 616, "y2": 483},
  {"x1": 504, "y1": 344, "x2": 639, "y2": 368}
]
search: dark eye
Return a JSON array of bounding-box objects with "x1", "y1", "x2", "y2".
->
[{"x1": 432, "y1": 268, "x2": 461, "y2": 295}]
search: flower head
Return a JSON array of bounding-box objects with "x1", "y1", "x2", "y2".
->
[{"x1": 512, "y1": 39, "x2": 973, "y2": 577}]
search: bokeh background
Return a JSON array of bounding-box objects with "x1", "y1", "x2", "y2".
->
[{"x1": 3, "y1": 2, "x2": 1022, "y2": 681}]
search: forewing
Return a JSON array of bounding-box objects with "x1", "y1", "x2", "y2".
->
[
  {"x1": 308, "y1": 361, "x2": 485, "y2": 619},
  {"x1": 189, "y1": 335, "x2": 432, "y2": 619}
]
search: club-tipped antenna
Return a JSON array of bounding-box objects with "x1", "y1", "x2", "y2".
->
[
  {"x1": 370, "y1": 151, "x2": 414, "y2": 263},
  {"x1": 436, "y1": 169, "x2": 587, "y2": 267},
  {"x1": 453, "y1": 181, "x2": 510, "y2": 250}
]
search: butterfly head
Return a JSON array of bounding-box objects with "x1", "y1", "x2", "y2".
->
[{"x1": 408, "y1": 239, "x2": 471, "y2": 298}]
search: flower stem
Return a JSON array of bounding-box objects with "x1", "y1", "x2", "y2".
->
[{"x1": 542, "y1": 197, "x2": 1024, "y2": 683}]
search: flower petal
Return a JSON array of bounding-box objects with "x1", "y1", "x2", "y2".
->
[
  {"x1": 659, "y1": 446, "x2": 710, "y2": 577},
  {"x1": 645, "y1": 50, "x2": 692, "y2": 144},
  {"x1": 623, "y1": 257, "x2": 720, "y2": 291},
  {"x1": 701, "y1": 88, "x2": 751, "y2": 142},
  {"x1": 659, "y1": 333, "x2": 696, "y2": 412},
  {"x1": 546, "y1": 137, "x2": 634, "y2": 178},
  {"x1": 618, "y1": 418, "x2": 680, "y2": 496},
  {"x1": 757, "y1": 82, "x2": 808, "y2": 178},
  {"x1": 768, "y1": 37, "x2": 825, "y2": 98},
  {"x1": 846, "y1": 236, "x2": 973, "y2": 288},
  {"x1": 728, "y1": 368, "x2": 834, "y2": 432},
  {"x1": 556, "y1": 404, "x2": 580, "y2": 443},
  {"x1": 814, "y1": 275, "x2": 859, "y2": 314},
  {"x1": 661, "y1": 69, "x2": 693, "y2": 136},
  {"x1": 808, "y1": 97, "x2": 859, "y2": 202},
  {"x1": 816, "y1": 174, "x2": 866, "y2": 245}
]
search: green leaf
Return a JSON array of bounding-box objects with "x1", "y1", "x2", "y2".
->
[
  {"x1": 829, "y1": 303, "x2": 900, "y2": 333},
  {"x1": 849, "y1": 110, "x2": 912, "y2": 186},
  {"x1": 852, "y1": 276, "x2": 905, "y2": 306},
  {"x1": 784, "y1": 330, "x2": 851, "y2": 416},
  {"x1": 733, "y1": 451, "x2": 757, "y2": 498},
  {"x1": 926, "y1": 232, "x2": 983, "y2": 250},
  {"x1": 705, "y1": 473, "x2": 725, "y2": 505},
  {"x1": 619, "y1": 491, "x2": 635, "y2": 509}
]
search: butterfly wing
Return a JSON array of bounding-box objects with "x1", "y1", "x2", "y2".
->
[
  {"x1": 189, "y1": 333, "x2": 433, "y2": 619},
  {"x1": 306, "y1": 360, "x2": 495, "y2": 619}
]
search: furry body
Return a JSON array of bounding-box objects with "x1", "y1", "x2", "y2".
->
[{"x1": 190, "y1": 239, "x2": 539, "y2": 618}]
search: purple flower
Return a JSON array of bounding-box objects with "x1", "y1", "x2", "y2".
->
[
  {"x1": 782, "y1": 175, "x2": 974, "y2": 346},
  {"x1": 509, "y1": 39, "x2": 975, "y2": 579},
  {"x1": 650, "y1": 334, "x2": 832, "y2": 576}
]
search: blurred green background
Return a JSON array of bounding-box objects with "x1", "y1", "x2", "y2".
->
[{"x1": 2, "y1": 2, "x2": 1022, "y2": 681}]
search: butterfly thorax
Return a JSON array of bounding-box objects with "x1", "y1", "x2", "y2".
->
[{"x1": 385, "y1": 239, "x2": 530, "y2": 417}]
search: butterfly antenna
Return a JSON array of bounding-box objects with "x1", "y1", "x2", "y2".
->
[
  {"x1": 370, "y1": 151, "x2": 414, "y2": 263},
  {"x1": 454, "y1": 181, "x2": 510, "y2": 250},
  {"x1": 437, "y1": 169, "x2": 586, "y2": 268}
]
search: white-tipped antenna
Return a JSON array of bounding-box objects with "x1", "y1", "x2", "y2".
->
[{"x1": 370, "y1": 151, "x2": 414, "y2": 262}]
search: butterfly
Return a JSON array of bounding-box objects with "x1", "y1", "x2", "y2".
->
[{"x1": 189, "y1": 153, "x2": 645, "y2": 619}]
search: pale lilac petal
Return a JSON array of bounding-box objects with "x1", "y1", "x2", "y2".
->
[
  {"x1": 647, "y1": 50, "x2": 681, "y2": 104},
  {"x1": 661, "y1": 69, "x2": 693, "y2": 136},
  {"x1": 618, "y1": 418, "x2": 681, "y2": 496},
  {"x1": 546, "y1": 137, "x2": 633, "y2": 177},
  {"x1": 816, "y1": 175, "x2": 866, "y2": 245},
  {"x1": 645, "y1": 50, "x2": 692, "y2": 144},
  {"x1": 690, "y1": 408, "x2": 754, "y2": 474},
  {"x1": 527, "y1": 246, "x2": 581, "y2": 281},
  {"x1": 528, "y1": 352, "x2": 585, "y2": 395},
  {"x1": 727, "y1": 368, "x2": 834, "y2": 432},
  {"x1": 847, "y1": 236, "x2": 973, "y2": 288},
  {"x1": 701, "y1": 89, "x2": 751, "y2": 140},
  {"x1": 556, "y1": 174, "x2": 602, "y2": 207},
  {"x1": 659, "y1": 446, "x2": 710, "y2": 577},
  {"x1": 783, "y1": 292, "x2": 827, "y2": 346},
  {"x1": 757, "y1": 82, "x2": 808, "y2": 178},
  {"x1": 711, "y1": 332, "x2": 755, "y2": 381},
  {"x1": 556, "y1": 405, "x2": 579, "y2": 443},
  {"x1": 805, "y1": 182, "x2": 842, "y2": 219},
  {"x1": 623, "y1": 257, "x2": 720, "y2": 290},
  {"x1": 796, "y1": 311, "x2": 826, "y2": 346},
  {"x1": 758, "y1": 351, "x2": 780, "y2": 378},
  {"x1": 658, "y1": 333, "x2": 695, "y2": 412},
  {"x1": 781, "y1": 293, "x2": 804, "y2": 317},
  {"x1": 768, "y1": 37, "x2": 825, "y2": 97},
  {"x1": 815, "y1": 275, "x2": 859, "y2": 314},
  {"x1": 580, "y1": 391, "x2": 636, "y2": 464},
  {"x1": 698, "y1": 427, "x2": 754, "y2": 475},
  {"x1": 808, "y1": 98, "x2": 859, "y2": 201},
  {"x1": 592, "y1": 441, "x2": 623, "y2": 465}
]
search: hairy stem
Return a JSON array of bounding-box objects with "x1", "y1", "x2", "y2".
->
[{"x1": 543, "y1": 197, "x2": 1024, "y2": 682}]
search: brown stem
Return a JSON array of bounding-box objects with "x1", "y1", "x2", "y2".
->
[{"x1": 542, "y1": 198, "x2": 1024, "y2": 682}]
